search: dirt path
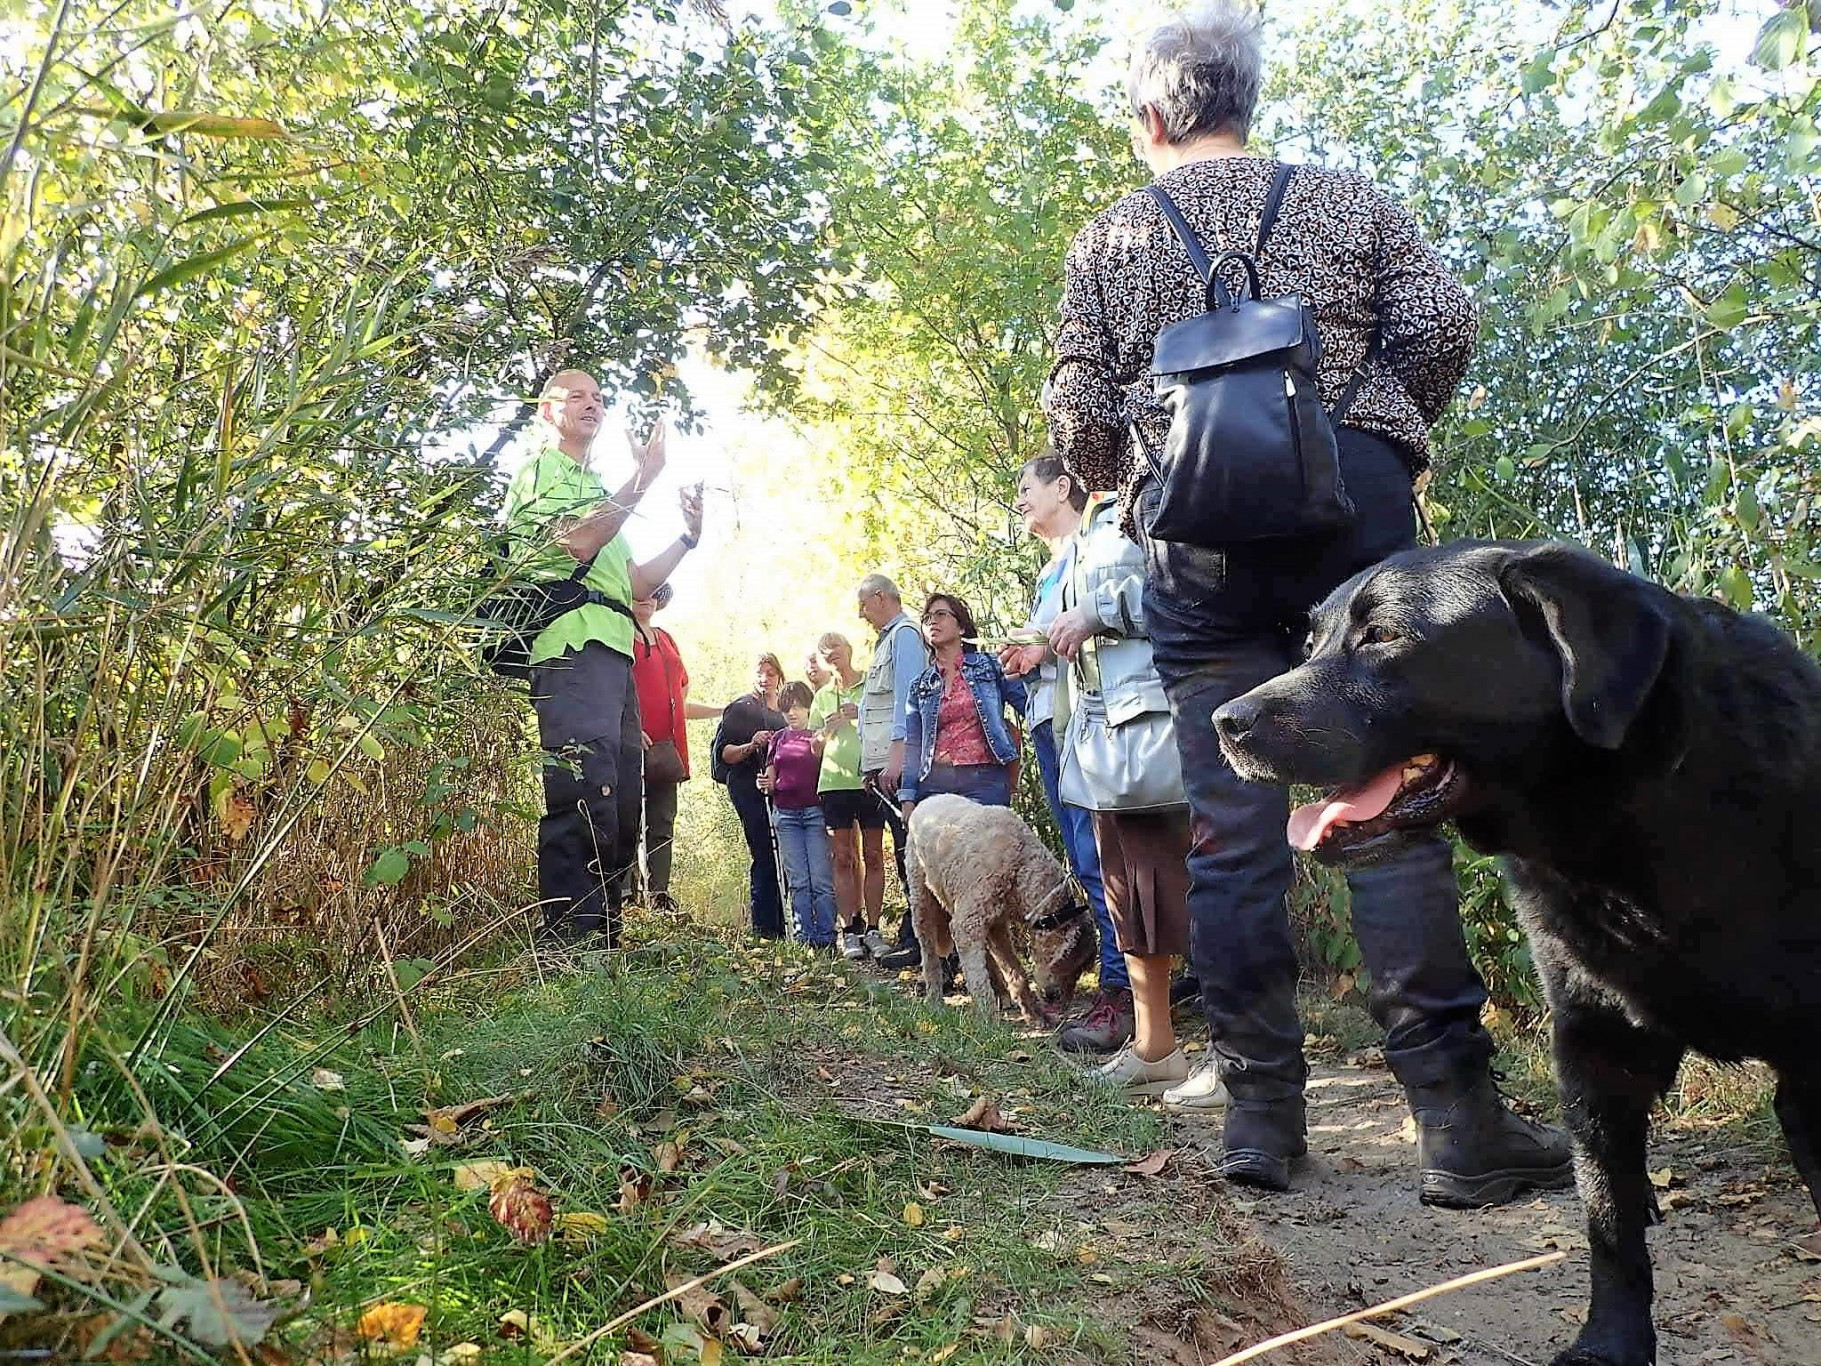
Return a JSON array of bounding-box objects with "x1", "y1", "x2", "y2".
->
[{"x1": 1168, "y1": 1055, "x2": 1821, "y2": 1366}]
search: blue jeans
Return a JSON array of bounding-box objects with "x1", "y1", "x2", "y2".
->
[
  {"x1": 772, "y1": 804, "x2": 836, "y2": 946},
  {"x1": 1033, "y1": 721, "x2": 1128, "y2": 992},
  {"x1": 1143, "y1": 431, "x2": 1493, "y2": 1103},
  {"x1": 915, "y1": 762, "x2": 1012, "y2": 806}
]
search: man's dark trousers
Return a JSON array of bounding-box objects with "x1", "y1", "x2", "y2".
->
[
  {"x1": 530, "y1": 641, "x2": 643, "y2": 944},
  {"x1": 1143, "y1": 431, "x2": 1494, "y2": 1102}
]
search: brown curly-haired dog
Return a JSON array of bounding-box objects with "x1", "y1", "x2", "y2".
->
[{"x1": 906, "y1": 794, "x2": 1096, "y2": 1023}]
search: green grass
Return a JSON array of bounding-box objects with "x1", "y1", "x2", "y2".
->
[{"x1": 9, "y1": 925, "x2": 1282, "y2": 1364}]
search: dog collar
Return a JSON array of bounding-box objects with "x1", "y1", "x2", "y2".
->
[{"x1": 1027, "y1": 899, "x2": 1086, "y2": 933}]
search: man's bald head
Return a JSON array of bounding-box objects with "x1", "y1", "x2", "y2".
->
[{"x1": 538, "y1": 370, "x2": 604, "y2": 453}]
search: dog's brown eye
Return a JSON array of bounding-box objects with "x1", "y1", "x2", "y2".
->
[{"x1": 1361, "y1": 624, "x2": 1401, "y2": 646}]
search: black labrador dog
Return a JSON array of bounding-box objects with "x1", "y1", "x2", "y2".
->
[{"x1": 1211, "y1": 539, "x2": 1821, "y2": 1366}]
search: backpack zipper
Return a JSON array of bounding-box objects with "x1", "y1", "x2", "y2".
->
[{"x1": 1284, "y1": 370, "x2": 1309, "y2": 503}]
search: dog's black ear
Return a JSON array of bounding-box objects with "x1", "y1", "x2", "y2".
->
[{"x1": 1497, "y1": 543, "x2": 1673, "y2": 750}]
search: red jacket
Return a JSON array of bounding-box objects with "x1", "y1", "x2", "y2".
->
[{"x1": 631, "y1": 626, "x2": 691, "y2": 779}]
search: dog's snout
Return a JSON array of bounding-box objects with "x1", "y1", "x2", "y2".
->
[{"x1": 1214, "y1": 697, "x2": 1264, "y2": 744}]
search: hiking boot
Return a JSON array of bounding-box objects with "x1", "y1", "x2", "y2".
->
[
  {"x1": 1406, "y1": 1070, "x2": 1575, "y2": 1209},
  {"x1": 1094, "y1": 1045, "x2": 1189, "y2": 1097},
  {"x1": 1056, "y1": 988, "x2": 1135, "y2": 1055},
  {"x1": 863, "y1": 927, "x2": 889, "y2": 959},
  {"x1": 839, "y1": 928, "x2": 867, "y2": 960},
  {"x1": 1221, "y1": 1094, "x2": 1308, "y2": 1192},
  {"x1": 1162, "y1": 1060, "x2": 1230, "y2": 1114},
  {"x1": 875, "y1": 943, "x2": 921, "y2": 972}
]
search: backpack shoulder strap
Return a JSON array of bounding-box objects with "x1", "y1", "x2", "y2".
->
[
  {"x1": 1146, "y1": 185, "x2": 1214, "y2": 285},
  {"x1": 1256, "y1": 162, "x2": 1295, "y2": 257}
]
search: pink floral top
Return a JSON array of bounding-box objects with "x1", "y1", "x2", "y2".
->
[{"x1": 931, "y1": 664, "x2": 992, "y2": 766}]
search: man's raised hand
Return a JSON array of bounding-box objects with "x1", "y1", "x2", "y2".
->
[{"x1": 628, "y1": 418, "x2": 667, "y2": 485}]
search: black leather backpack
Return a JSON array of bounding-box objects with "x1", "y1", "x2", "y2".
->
[{"x1": 1138, "y1": 163, "x2": 1377, "y2": 546}]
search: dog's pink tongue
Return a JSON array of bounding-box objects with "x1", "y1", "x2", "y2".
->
[{"x1": 1287, "y1": 764, "x2": 1408, "y2": 851}]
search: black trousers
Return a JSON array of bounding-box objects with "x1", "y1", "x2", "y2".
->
[
  {"x1": 529, "y1": 642, "x2": 642, "y2": 943},
  {"x1": 727, "y1": 778, "x2": 786, "y2": 939},
  {"x1": 1144, "y1": 430, "x2": 1494, "y2": 1101}
]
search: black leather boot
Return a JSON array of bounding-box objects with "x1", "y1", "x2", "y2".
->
[
  {"x1": 1405, "y1": 1070, "x2": 1574, "y2": 1208},
  {"x1": 1220, "y1": 1083, "x2": 1307, "y2": 1192}
]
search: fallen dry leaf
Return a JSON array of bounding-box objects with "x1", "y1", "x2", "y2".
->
[
  {"x1": 1648, "y1": 1166, "x2": 1678, "y2": 1190},
  {"x1": 763, "y1": 1277, "x2": 804, "y2": 1305},
  {"x1": 451, "y1": 1160, "x2": 531, "y2": 1193},
  {"x1": 310, "y1": 1069, "x2": 345, "y2": 1091},
  {"x1": 555, "y1": 1211, "x2": 609, "y2": 1241},
  {"x1": 949, "y1": 1095, "x2": 1008, "y2": 1132},
  {"x1": 298, "y1": 1228, "x2": 339, "y2": 1261},
  {"x1": 672, "y1": 1221, "x2": 766, "y2": 1259},
  {"x1": 357, "y1": 1302, "x2": 426, "y2": 1350},
  {"x1": 1793, "y1": 1229, "x2": 1821, "y2": 1262},
  {"x1": 1025, "y1": 1323, "x2": 1054, "y2": 1350},
  {"x1": 0, "y1": 1194, "x2": 105, "y2": 1304},
  {"x1": 1123, "y1": 1148, "x2": 1174, "y2": 1178},
  {"x1": 727, "y1": 1279, "x2": 778, "y2": 1335},
  {"x1": 930, "y1": 1344, "x2": 960, "y2": 1364},
  {"x1": 653, "y1": 1140, "x2": 683, "y2": 1173},
  {"x1": 914, "y1": 1267, "x2": 947, "y2": 1303},
  {"x1": 488, "y1": 1177, "x2": 554, "y2": 1245},
  {"x1": 618, "y1": 1169, "x2": 653, "y2": 1214},
  {"x1": 1342, "y1": 1321, "x2": 1431, "y2": 1360},
  {"x1": 867, "y1": 1256, "x2": 908, "y2": 1296},
  {"x1": 902, "y1": 1202, "x2": 925, "y2": 1228},
  {"x1": 667, "y1": 1275, "x2": 731, "y2": 1340}
]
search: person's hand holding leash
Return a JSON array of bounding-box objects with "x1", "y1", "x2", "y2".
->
[{"x1": 999, "y1": 642, "x2": 1048, "y2": 677}]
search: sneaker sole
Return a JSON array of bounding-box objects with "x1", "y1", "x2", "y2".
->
[
  {"x1": 1124, "y1": 1075, "x2": 1191, "y2": 1097},
  {"x1": 1162, "y1": 1094, "x2": 1230, "y2": 1113},
  {"x1": 1419, "y1": 1160, "x2": 1576, "y2": 1210}
]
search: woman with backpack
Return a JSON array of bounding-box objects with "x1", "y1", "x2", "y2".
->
[{"x1": 1042, "y1": 0, "x2": 1569, "y2": 1201}]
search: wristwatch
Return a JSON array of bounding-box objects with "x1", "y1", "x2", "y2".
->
[{"x1": 679, "y1": 530, "x2": 699, "y2": 549}]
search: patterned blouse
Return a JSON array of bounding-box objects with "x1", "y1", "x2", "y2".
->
[
  {"x1": 1044, "y1": 156, "x2": 1476, "y2": 537},
  {"x1": 931, "y1": 665, "x2": 993, "y2": 767}
]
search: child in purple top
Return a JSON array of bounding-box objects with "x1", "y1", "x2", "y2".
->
[{"x1": 764, "y1": 682, "x2": 837, "y2": 946}]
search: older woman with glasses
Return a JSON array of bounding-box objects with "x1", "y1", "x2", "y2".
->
[{"x1": 898, "y1": 593, "x2": 1026, "y2": 815}]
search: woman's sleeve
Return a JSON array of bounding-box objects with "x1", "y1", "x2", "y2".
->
[
  {"x1": 1370, "y1": 190, "x2": 1478, "y2": 425},
  {"x1": 998, "y1": 660, "x2": 1027, "y2": 718},
  {"x1": 899, "y1": 684, "x2": 924, "y2": 802},
  {"x1": 1044, "y1": 216, "x2": 1128, "y2": 498},
  {"x1": 1084, "y1": 533, "x2": 1149, "y2": 639}
]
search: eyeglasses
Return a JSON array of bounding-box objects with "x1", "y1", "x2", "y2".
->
[{"x1": 921, "y1": 609, "x2": 955, "y2": 625}]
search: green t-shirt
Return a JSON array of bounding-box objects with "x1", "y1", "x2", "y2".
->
[
  {"x1": 810, "y1": 678, "x2": 865, "y2": 793},
  {"x1": 501, "y1": 444, "x2": 635, "y2": 663}
]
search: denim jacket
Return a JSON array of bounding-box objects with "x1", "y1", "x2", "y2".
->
[
  {"x1": 1068, "y1": 495, "x2": 1168, "y2": 725},
  {"x1": 900, "y1": 649, "x2": 1026, "y2": 801}
]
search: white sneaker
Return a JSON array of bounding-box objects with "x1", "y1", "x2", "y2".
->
[
  {"x1": 863, "y1": 928, "x2": 889, "y2": 959},
  {"x1": 1093, "y1": 1045, "x2": 1189, "y2": 1097},
  {"x1": 1162, "y1": 1060, "x2": 1230, "y2": 1112},
  {"x1": 840, "y1": 930, "x2": 867, "y2": 960}
]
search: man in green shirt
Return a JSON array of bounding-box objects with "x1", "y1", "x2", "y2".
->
[{"x1": 502, "y1": 369, "x2": 704, "y2": 947}]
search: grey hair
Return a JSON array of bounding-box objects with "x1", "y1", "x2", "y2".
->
[
  {"x1": 856, "y1": 572, "x2": 900, "y2": 602},
  {"x1": 1128, "y1": 2, "x2": 1265, "y2": 144}
]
